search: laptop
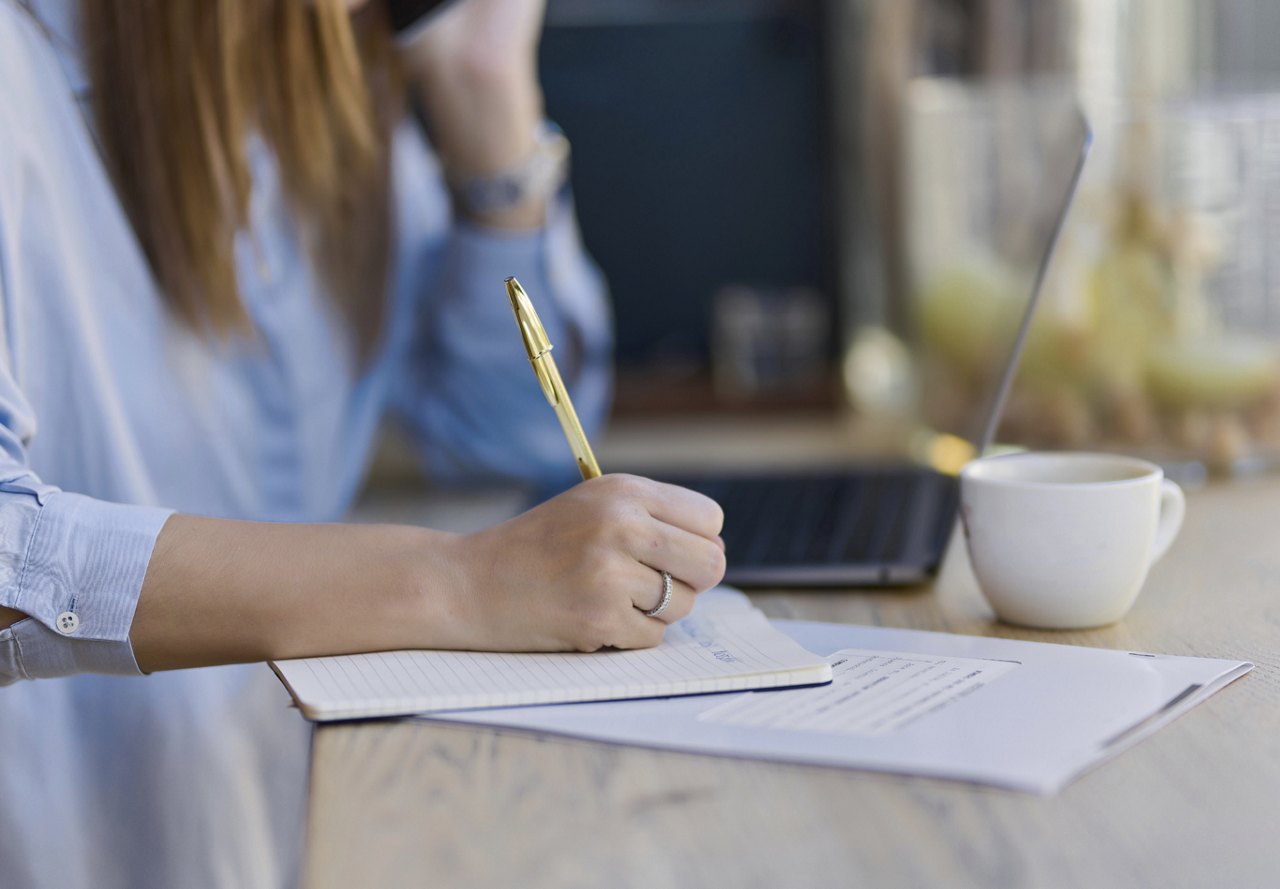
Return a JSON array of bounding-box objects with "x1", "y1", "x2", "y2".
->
[{"x1": 664, "y1": 106, "x2": 1093, "y2": 587}]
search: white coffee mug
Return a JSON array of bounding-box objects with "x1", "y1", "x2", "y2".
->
[{"x1": 959, "y1": 451, "x2": 1185, "y2": 629}]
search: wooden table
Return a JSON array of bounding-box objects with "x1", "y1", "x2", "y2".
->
[{"x1": 310, "y1": 424, "x2": 1280, "y2": 889}]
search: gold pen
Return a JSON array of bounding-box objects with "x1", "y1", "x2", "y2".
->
[{"x1": 505, "y1": 276, "x2": 602, "y2": 480}]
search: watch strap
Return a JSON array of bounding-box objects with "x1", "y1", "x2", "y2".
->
[{"x1": 445, "y1": 124, "x2": 571, "y2": 218}]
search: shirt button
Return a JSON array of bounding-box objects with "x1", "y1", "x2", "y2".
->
[{"x1": 55, "y1": 611, "x2": 80, "y2": 634}]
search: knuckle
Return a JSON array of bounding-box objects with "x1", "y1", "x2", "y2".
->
[
  {"x1": 576, "y1": 485, "x2": 611, "y2": 516},
  {"x1": 577, "y1": 504, "x2": 635, "y2": 552},
  {"x1": 687, "y1": 543, "x2": 727, "y2": 592},
  {"x1": 602, "y1": 472, "x2": 648, "y2": 500},
  {"x1": 701, "y1": 496, "x2": 726, "y2": 536},
  {"x1": 706, "y1": 545, "x2": 727, "y2": 586},
  {"x1": 603, "y1": 506, "x2": 648, "y2": 547}
]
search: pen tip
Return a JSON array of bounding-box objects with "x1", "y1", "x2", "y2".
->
[
  {"x1": 504, "y1": 276, "x2": 551, "y2": 357},
  {"x1": 505, "y1": 277, "x2": 525, "y2": 307}
]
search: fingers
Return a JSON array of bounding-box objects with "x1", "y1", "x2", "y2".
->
[
  {"x1": 589, "y1": 474, "x2": 724, "y2": 541},
  {"x1": 579, "y1": 473, "x2": 727, "y2": 613},
  {"x1": 645, "y1": 481, "x2": 724, "y2": 540},
  {"x1": 602, "y1": 609, "x2": 667, "y2": 651},
  {"x1": 578, "y1": 566, "x2": 697, "y2": 652},
  {"x1": 624, "y1": 519, "x2": 726, "y2": 595},
  {"x1": 515, "y1": 474, "x2": 726, "y2": 653},
  {"x1": 566, "y1": 570, "x2": 671, "y2": 651},
  {"x1": 608, "y1": 568, "x2": 694, "y2": 649},
  {"x1": 627, "y1": 567, "x2": 697, "y2": 625}
]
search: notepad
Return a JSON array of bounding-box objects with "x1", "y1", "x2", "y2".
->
[{"x1": 270, "y1": 593, "x2": 832, "y2": 722}]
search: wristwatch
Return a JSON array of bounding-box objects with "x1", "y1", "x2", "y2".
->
[{"x1": 446, "y1": 124, "x2": 571, "y2": 219}]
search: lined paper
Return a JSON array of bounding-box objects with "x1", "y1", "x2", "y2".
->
[
  {"x1": 698, "y1": 650, "x2": 1018, "y2": 736},
  {"x1": 272, "y1": 598, "x2": 831, "y2": 721}
]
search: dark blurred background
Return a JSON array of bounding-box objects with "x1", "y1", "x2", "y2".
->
[{"x1": 539, "y1": 0, "x2": 837, "y2": 412}]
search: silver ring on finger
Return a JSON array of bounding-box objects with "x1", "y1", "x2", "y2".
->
[{"x1": 642, "y1": 571, "x2": 674, "y2": 618}]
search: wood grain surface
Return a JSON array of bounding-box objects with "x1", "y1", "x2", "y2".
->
[{"x1": 305, "y1": 473, "x2": 1280, "y2": 889}]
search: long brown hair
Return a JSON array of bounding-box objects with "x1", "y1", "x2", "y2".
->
[{"x1": 80, "y1": 0, "x2": 401, "y2": 355}]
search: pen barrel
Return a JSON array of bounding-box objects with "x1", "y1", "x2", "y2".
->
[
  {"x1": 507, "y1": 275, "x2": 601, "y2": 481},
  {"x1": 538, "y1": 353, "x2": 601, "y2": 480}
]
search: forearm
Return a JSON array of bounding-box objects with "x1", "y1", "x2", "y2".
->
[
  {"x1": 133, "y1": 476, "x2": 727, "y2": 668},
  {"x1": 5, "y1": 476, "x2": 727, "y2": 677},
  {"x1": 130, "y1": 514, "x2": 465, "y2": 672},
  {"x1": 402, "y1": 0, "x2": 549, "y2": 230},
  {"x1": 409, "y1": 50, "x2": 542, "y2": 177}
]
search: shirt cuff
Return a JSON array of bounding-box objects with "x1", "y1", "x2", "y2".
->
[
  {"x1": 450, "y1": 194, "x2": 611, "y2": 353},
  {"x1": 3, "y1": 616, "x2": 140, "y2": 680},
  {"x1": 1, "y1": 491, "x2": 173, "y2": 678}
]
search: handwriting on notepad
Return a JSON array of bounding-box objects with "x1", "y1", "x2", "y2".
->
[{"x1": 680, "y1": 616, "x2": 739, "y2": 663}]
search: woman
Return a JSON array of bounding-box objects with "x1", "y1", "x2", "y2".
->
[{"x1": 0, "y1": 1, "x2": 726, "y2": 886}]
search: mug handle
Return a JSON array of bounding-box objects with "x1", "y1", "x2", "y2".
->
[{"x1": 1149, "y1": 479, "x2": 1186, "y2": 565}]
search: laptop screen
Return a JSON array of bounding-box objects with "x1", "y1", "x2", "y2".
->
[{"x1": 904, "y1": 84, "x2": 1092, "y2": 474}]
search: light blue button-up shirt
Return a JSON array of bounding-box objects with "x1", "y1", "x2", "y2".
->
[{"x1": 0, "y1": 2, "x2": 611, "y2": 886}]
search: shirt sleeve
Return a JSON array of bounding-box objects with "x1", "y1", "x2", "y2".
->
[
  {"x1": 0, "y1": 327, "x2": 172, "y2": 685},
  {"x1": 0, "y1": 11, "x2": 175, "y2": 683},
  {"x1": 388, "y1": 152, "x2": 614, "y2": 487}
]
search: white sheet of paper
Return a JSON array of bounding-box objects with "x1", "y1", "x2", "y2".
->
[{"x1": 426, "y1": 610, "x2": 1251, "y2": 795}]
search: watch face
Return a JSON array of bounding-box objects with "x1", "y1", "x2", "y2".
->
[{"x1": 385, "y1": 0, "x2": 455, "y2": 34}]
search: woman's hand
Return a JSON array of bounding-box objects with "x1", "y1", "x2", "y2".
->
[
  {"x1": 402, "y1": 0, "x2": 550, "y2": 227},
  {"x1": 128, "y1": 474, "x2": 722, "y2": 671},
  {"x1": 443, "y1": 475, "x2": 727, "y2": 652}
]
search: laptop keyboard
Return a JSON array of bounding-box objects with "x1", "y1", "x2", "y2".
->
[{"x1": 678, "y1": 470, "x2": 925, "y2": 569}]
